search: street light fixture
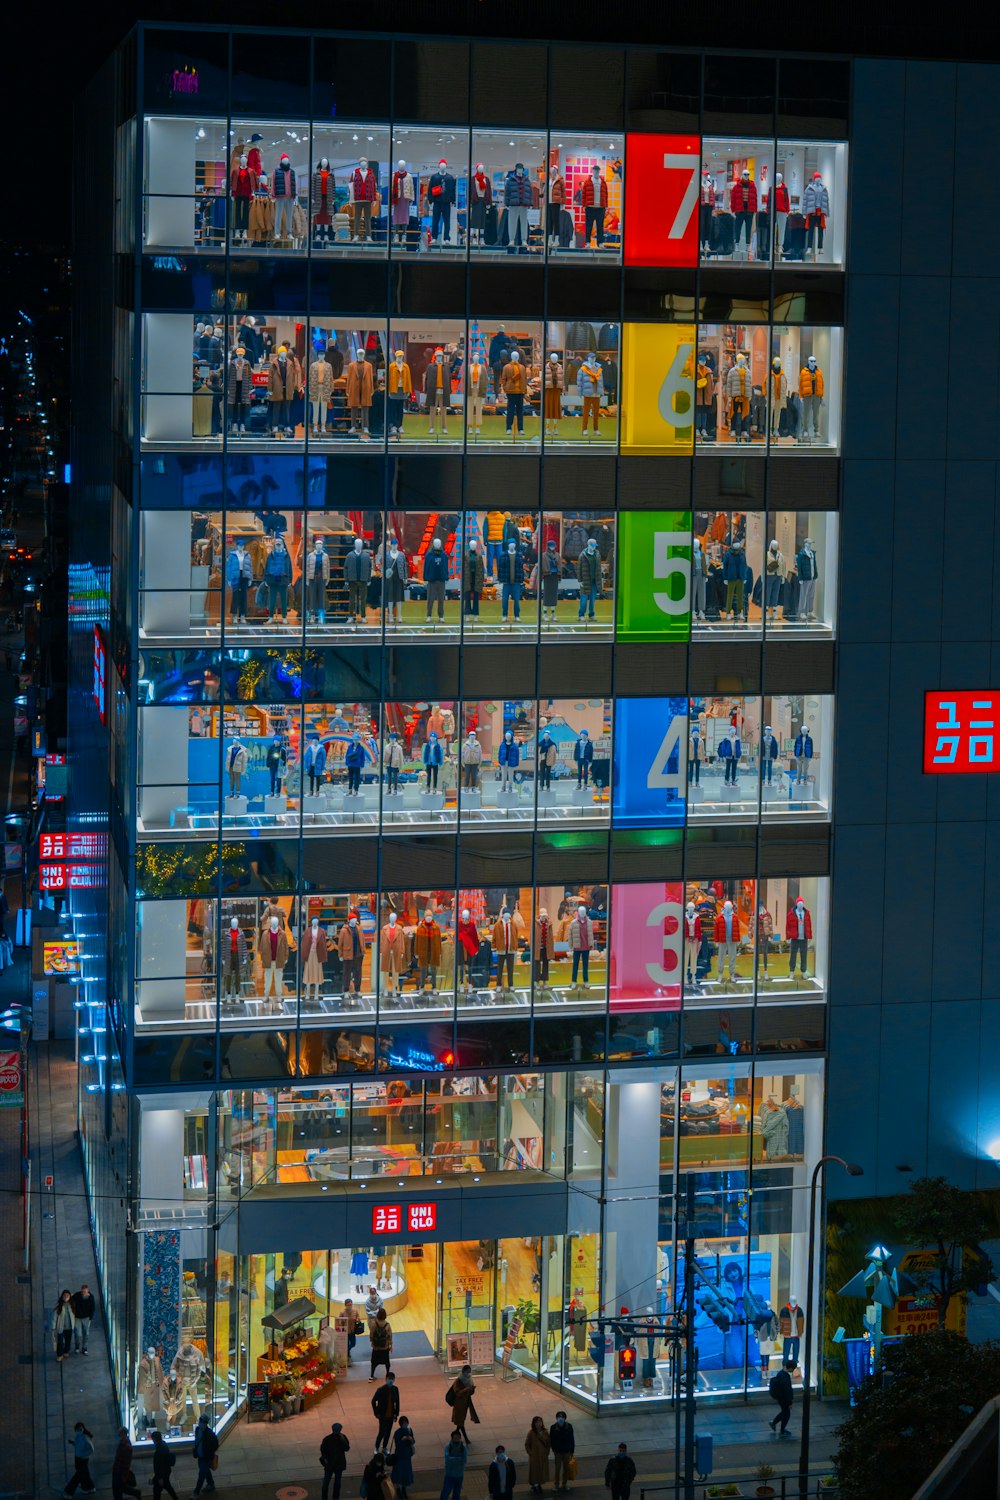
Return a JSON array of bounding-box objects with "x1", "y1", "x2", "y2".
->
[{"x1": 798, "y1": 1154, "x2": 864, "y2": 1497}]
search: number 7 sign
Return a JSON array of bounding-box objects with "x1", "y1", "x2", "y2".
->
[{"x1": 624, "y1": 133, "x2": 701, "y2": 267}]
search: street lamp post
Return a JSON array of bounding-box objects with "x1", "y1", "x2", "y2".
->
[{"x1": 798, "y1": 1154, "x2": 864, "y2": 1497}]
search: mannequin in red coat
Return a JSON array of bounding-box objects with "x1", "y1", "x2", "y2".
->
[
  {"x1": 230, "y1": 154, "x2": 258, "y2": 243},
  {"x1": 456, "y1": 908, "x2": 480, "y2": 992},
  {"x1": 730, "y1": 169, "x2": 758, "y2": 257},
  {"x1": 785, "y1": 898, "x2": 813, "y2": 977}
]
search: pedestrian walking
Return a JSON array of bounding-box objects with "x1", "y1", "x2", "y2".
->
[
  {"x1": 364, "y1": 1284, "x2": 384, "y2": 1333},
  {"x1": 390, "y1": 1416, "x2": 415, "y2": 1499},
  {"x1": 524, "y1": 1416, "x2": 551, "y2": 1494},
  {"x1": 369, "y1": 1307, "x2": 393, "y2": 1381},
  {"x1": 372, "y1": 1371, "x2": 400, "y2": 1452},
  {"x1": 362, "y1": 1452, "x2": 387, "y2": 1500},
  {"x1": 440, "y1": 1431, "x2": 468, "y2": 1500},
  {"x1": 111, "y1": 1427, "x2": 141, "y2": 1500},
  {"x1": 63, "y1": 1422, "x2": 96, "y2": 1496},
  {"x1": 52, "y1": 1289, "x2": 76, "y2": 1361},
  {"x1": 447, "y1": 1364, "x2": 479, "y2": 1444},
  {"x1": 604, "y1": 1444, "x2": 636, "y2": 1500},
  {"x1": 72, "y1": 1284, "x2": 96, "y2": 1355},
  {"x1": 343, "y1": 1297, "x2": 359, "y2": 1363},
  {"x1": 550, "y1": 1412, "x2": 576, "y2": 1493},
  {"x1": 319, "y1": 1421, "x2": 350, "y2": 1500},
  {"x1": 191, "y1": 1413, "x2": 219, "y2": 1495},
  {"x1": 768, "y1": 1360, "x2": 795, "y2": 1436},
  {"x1": 488, "y1": 1444, "x2": 517, "y2": 1500},
  {"x1": 150, "y1": 1431, "x2": 179, "y2": 1500}
]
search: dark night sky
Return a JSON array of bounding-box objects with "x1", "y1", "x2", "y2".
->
[{"x1": 11, "y1": 0, "x2": 999, "y2": 249}]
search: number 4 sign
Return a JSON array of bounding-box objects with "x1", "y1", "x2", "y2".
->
[{"x1": 624, "y1": 133, "x2": 701, "y2": 267}]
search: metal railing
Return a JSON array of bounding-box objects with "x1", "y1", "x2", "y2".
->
[{"x1": 640, "y1": 1472, "x2": 839, "y2": 1500}]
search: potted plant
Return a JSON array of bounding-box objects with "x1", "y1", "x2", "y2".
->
[
  {"x1": 706, "y1": 1486, "x2": 743, "y2": 1498},
  {"x1": 755, "y1": 1463, "x2": 776, "y2": 1498},
  {"x1": 818, "y1": 1479, "x2": 838, "y2": 1491},
  {"x1": 513, "y1": 1297, "x2": 539, "y2": 1343}
]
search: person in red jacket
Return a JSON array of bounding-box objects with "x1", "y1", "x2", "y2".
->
[
  {"x1": 456, "y1": 908, "x2": 480, "y2": 992},
  {"x1": 784, "y1": 898, "x2": 813, "y2": 976},
  {"x1": 713, "y1": 900, "x2": 742, "y2": 984},
  {"x1": 580, "y1": 166, "x2": 609, "y2": 248},
  {"x1": 730, "y1": 169, "x2": 758, "y2": 257}
]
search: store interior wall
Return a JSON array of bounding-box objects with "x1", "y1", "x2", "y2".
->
[
  {"x1": 146, "y1": 117, "x2": 197, "y2": 245},
  {"x1": 603, "y1": 1073, "x2": 661, "y2": 1311}
]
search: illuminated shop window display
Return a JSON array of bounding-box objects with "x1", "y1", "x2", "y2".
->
[
  {"x1": 699, "y1": 137, "x2": 775, "y2": 264},
  {"x1": 542, "y1": 321, "x2": 620, "y2": 447},
  {"x1": 681, "y1": 875, "x2": 828, "y2": 1007},
  {"x1": 685, "y1": 693, "x2": 833, "y2": 822}
]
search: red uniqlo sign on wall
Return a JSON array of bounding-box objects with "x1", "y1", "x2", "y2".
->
[
  {"x1": 371, "y1": 1202, "x2": 437, "y2": 1235},
  {"x1": 924, "y1": 691, "x2": 1000, "y2": 773},
  {"x1": 408, "y1": 1203, "x2": 436, "y2": 1232},
  {"x1": 372, "y1": 1205, "x2": 402, "y2": 1235},
  {"x1": 624, "y1": 133, "x2": 701, "y2": 267}
]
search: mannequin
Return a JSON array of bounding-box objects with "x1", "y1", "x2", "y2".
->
[
  {"x1": 699, "y1": 168, "x2": 715, "y2": 252},
  {"x1": 311, "y1": 158, "x2": 334, "y2": 247},
  {"x1": 227, "y1": 540, "x2": 252, "y2": 623},
  {"x1": 300, "y1": 917, "x2": 328, "y2": 1003},
  {"x1": 793, "y1": 726, "x2": 814, "y2": 785},
  {"x1": 569, "y1": 904, "x2": 595, "y2": 986},
  {"x1": 691, "y1": 537, "x2": 708, "y2": 620},
  {"x1": 467, "y1": 352, "x2": 488, "y2": 438},
  {"x1": 170, "y1": 1342, "x2": 207, "y2": 1423},
  {"x1": 468, "y1": 160, "x2": 493, "y2": 245},
  {"x1": 305, "y1": 536, "x2": 330, "y2": 623},
  {"x1": 723, "y1": 540, "x2": 745, "y2": 622},
  {"x1": 717, "y1": 726, "x2": 741, "y2": 785},
  {"x1": 726, "y1": 354, "x2": 752, "y2": 443},
  {"x1": 492, "y1": 906, "x2": 518, "y2": 990},
  {"x1": 420, "y1": 536, "x2": 448, "y2": 624},
  {"x1": 461, "y1": 729, "x2": 482, "y2": 789},
  {"x1": 260, "y1": 913, "x2": 289, "y2": 1007},
  {"x1": 344, "y1": 732, "x2": 365, "y2": 796},
  {"x1": 768, "y1": 357, "x2": 789, "y2": 438},
  {"x1": 463, "y1": 540, "x2": 485, "y2": 619},
  {"x1": 427, "y1": 158, "x2": 456, "y2": 246},
  {"x1": 771, "y1": 172, "x2": 790, "y2": 260},
  {"x1": 579, "y1": 353, "x2": 604, "y2": 439},
  {"x1": 760, "y1": 725, "x2": 780, "y2": 785},
  {"x1": 543, "y1": 352, "x2": 563, "y2": 438},
  {"x1": 730, "y1": 168, "x2": 757, "y2": 258},
  {"x1": 137, "y1": 1346, "x2": 164, "y2": 1427},
  {"x1": 534, "y1": 907, "x2": 555, "y2": 985},
  {"x1": 577, "y1": 537, "x2": 601, "y2": 620},
  {"x1": 796, "y1": 538, "x2": 819, "y2": 619},
  {"x1": 540, "y1": 541, "x2": 560, "y2": 624},
  {"x1": 547, "y1": 167, "x2": 565, "y2": 247},
  {"x1": 271, "y1": 153, "x2": 297, "y2": 242},
  {"x1": 684, "y1": 903, "x2": 702, "y2": 986},
  {"x1": 424, "y1": 347, "x2": 449, "y2": 435},
  {"x1": 779, "y1": 1298, "x2": 805, "y2": 1365},
  {"x1": 456, "y1": 908, "x2": 479, "y2": 991},
  {"x1": 497, "y1": 540, "x2": 523, "y2": 624},
  {"x1": 391, "y1": 159, "x2": 414, "y2": 244},
  {"x1": 350, "y1": 156, "x2": 378, "y2": 242},
  {"x1": 230, "y1": 153, "x2": 257, "y2": 241},
  {"x1": 503, "y1": 162, "x2": 532, "y2": 253},
  {"x1": 688, "y1": 725, "x2": 702, "y2": 785},
  {"x1": 265, "y1": 536, "x2": 292, "y2": 622},
  {"x1": 798, "y1": 356, "x2": 825, "y2": 443},
  {"x1": 382, "y1": 538, "x2": 407, "y2": 627},
  {"x1": 266, "y1": 736, "x2": 287, "y2": 796},
  {"x1": 580, "y1": 164, "x2": 608, "y2": 249},
  {"x1": 345, "y1": 536, "x2": 372, "y2": 624},
  {"x1": 346, "y1": 348, "x2": 374, "y2": 441},
  {"x1": 383, "y1": 731, "x2": 404, "y2": 794},
  {"x1": 226, "y1": 737, "x2": 247, "y2": 796},
  {"x1": 422, "y1": 730, "x2": 443, "y2": 790},
  {"x1": 268, "y1": 345, "x2": 300, "y2": 439},
  {"x1": 756, "y1": 903, "x2": 774, "y2": 976},
  {"x1": 222, "y1": 916, "x2": 246, "y2": 1007},
  {"x1": 500, "y1": 347, "x2": 526, "y2": 441},
  {"x1": 303, "y1": 735, "x2": 327, "y2": 794},
  {"x1": 713, "y1": 899, "x2": 742, "y2": 982},
  {"x1": 338, "y1": 912, "x2": 366, "y2": 1001},
  {"x1": 694, "y1": 354, "x2": 715, "y2": 441},
  {"x1": 386, "y1": 349, "x2": 412, "y2": 440},
  {"x1": 309, "y1": 345, "x2": 334, "y2": 436},
  {"x1": 379, "y1": 912, "x2": 405, "y2": 997},
  {"x1": 765, "y1": 539, "x2": 785, "y2": 621},
  {"x1": 227, "y1": 346, "x2": 251, "y2": 435},
  {"x1": 573, "y1": 728, "x2": 594, "y2": 788},
  {"x1": 498, "y1": 729, "x2": 520, "y2": 788},
  {"x1": 802, "y1": 171, "x2": 830, "y2": 260},
  {"x1": 414, "y1": 909, "x2": 442, "y2": 992}
]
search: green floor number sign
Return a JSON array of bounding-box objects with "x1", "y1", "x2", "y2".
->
[{"x1": 615, "y1": 511, "x2": 692, "y2": 642}]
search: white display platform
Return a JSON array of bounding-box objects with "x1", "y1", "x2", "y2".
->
[
  {"x1": 224, "y1": 795, "x2": 248, "y2": 815},
  {"x1": 264, "y1": 794, "x2": 288, "y2": 815}
]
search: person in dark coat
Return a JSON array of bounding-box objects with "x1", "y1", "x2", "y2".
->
[
  {"x1": 550, "y1": 1412, "x2": 575, "y2": 1493},
  {"x1": 372, "y1": 1372, "x2": 400, "y2": 1452},
  {"x1": 150, "y1": 1431, "x2": 179, "y2": 1500},
  {"x1": 390, "y1": 1417, "x2": 416, "y2": 1499},
  {"x1": 489, "y1": 1445, "x2": 517, "y2": 1500},
  {"x1": 604, "y1": 1444, "x2": 636, "y2": 1500},
  {"x1": 192, "y1": 1415, "x2": 219, "y2": 1496},
  {"x1": 111, "y1": 1428, "x2": 141, "y2": 1500},
  {"x1": 768, "y1": 1360, "x2": 794, "y2": 1436},
  {"x1": 320, "y1": 1421, "x2": 350, "y2": 1500}
]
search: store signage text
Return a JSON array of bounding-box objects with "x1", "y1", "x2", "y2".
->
[
  {"x1": 93, "y1": 627, "x2": 107, "y2": 724},
  {"x1": 624, "y1": 134, "x2": 700, "y2": 267},
  {"x1": 372, "y1": 1202, "x2": 437, "y2": 1234},
  {"x1": 924, "y1": 691, "x2": 1000, "y2": 773},
  {"x1": 40, "y1": 833, "x2": 107, "y2": 860},
  {"x1": 168, "y1": 67, "x2": 199, "y2": 96},
  {"x1": 39, "y1": 863, "x2": 104, "y2": 891}
]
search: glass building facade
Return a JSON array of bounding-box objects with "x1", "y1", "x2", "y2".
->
[{"x1": 71, "y1": 28, "x2": 845, "y2": 1440}]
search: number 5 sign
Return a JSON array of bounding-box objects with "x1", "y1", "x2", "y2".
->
[
  {"x1": 616, "y1": 511, "x2": 692, "y2": 642},
  {"x1": 624, "y1": 133, "x2": 701, "y2": 267}
]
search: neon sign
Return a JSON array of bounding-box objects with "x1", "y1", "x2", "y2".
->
[{"x1": 924, "y1": 691, "x2": 999, "y2": 773}]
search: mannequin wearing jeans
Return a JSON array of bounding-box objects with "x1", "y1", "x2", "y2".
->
[
  {"x1": 428, "y1": 159, "x2": 456, "y2": 245},
  {"x1": 730, "y1": 170, "x2": 757, "y2": 257},
  {"x1": 498, "y1": 730, "x2": 520, "y2": 788},
  {"x1": 492, "y1": 909, "x2": 517, "y2": 989},
  {"x1": 713, "y1": 900, "x2": 741, "y2": 983},
  {"x1": 717, "y1": 730, "x2": 741, "y2": 785},
  {"x1": 574, "y1": 731, "x2": 594, "y2": 787},
  {"x1": 798, "y1": 357, "x2": 825, "y2": 442},
  {"x1": 306, "y1": 539, "x2": 330, "y2": 623},
  {"x1": 500, "y1": 350, "x2": 527, "y2": 439},
  {"x1": 226, "y1": 739, "x2": 247, "y2": 795},
  {"x1": 796, "y1": 540, "x2": 819, "y2": 618},
  {"x1": 569, "y1": 906, "x2": 594, "y2": 985},
  {"x1": 793, "y1": 726, "x2": 813, "y2": 784},
  {"x1": 761, "y1": 727, "x2": 780, "y2": 785},
  {"x1": 785, "y1": 900, "x2": 812, "y2": 974},
  {"x1": 497, "y1": 543, "x2": 523, "y2": 623},
  {"x1": 272, "y1": 155, "x2": 297, "y2": 240},
  {"x1": 227, "y1": 542, "x2": 252, "y2": 623},
  {"x1": 688, "y1": 729, "x2": 702, "y2": 785}
]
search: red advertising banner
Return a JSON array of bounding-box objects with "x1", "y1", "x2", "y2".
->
[
  {"x1": 924, "y1": 691, "x2": 1000, "y2": 773},
  {"x1": 624, "y1": 133, "x2": 701, "y2": 267}
]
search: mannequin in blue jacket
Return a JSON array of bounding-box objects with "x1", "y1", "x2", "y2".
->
[
  {"x1": 344, "y1": 734, "x2": 366, "y2": 796},
  {"x1": 760, "y1": 725, "x2": 780, "y2": 784},
  {"x1": 422, "y1": 730, "x2": 444, "y2": 791},
  {"x1": 303, "y1": 736, "x2": 327, "y2": 795},
  {"x1": 793, "y1": 727, "x2": 813, "y2": 784},
  {"x1": 497, "y1": 730, "x2": 520, "y2": 789},
  {"x1": 574, "y1": 730, "x2": 594, "y2": 787},
  {"x1": 717, "y1": 729, "x2": 741, "y2": 785}
]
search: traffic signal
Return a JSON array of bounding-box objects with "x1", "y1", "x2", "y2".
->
[{"x1": 617, "y1": 1343, "x2": 637, "y2": 1383}]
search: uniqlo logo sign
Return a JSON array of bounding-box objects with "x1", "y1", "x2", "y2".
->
[
  {"x1": 624, "y1": 133, "x2": 701, "y2": 267},
  {"x1": 924, "y1": 691, "x2": 1000, "y2": 773},
  {"x1": 408, "y1": 1202, "x2": 436, "y2": 1232},
  {"x1": 372, "y1": 1205, "x2": 402, "y2": 1234}
]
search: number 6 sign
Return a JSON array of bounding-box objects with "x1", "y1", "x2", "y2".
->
[
  {"x1": 616, "y1": 511, "x2": 692, "y2": 641},
  {"x1": 624, "y1": 133, "x2": 701, "y2": 267}
]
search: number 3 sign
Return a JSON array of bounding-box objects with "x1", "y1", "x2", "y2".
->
[{"x1": 624, "y1": 133, "x2": 701, "y2": 267}]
